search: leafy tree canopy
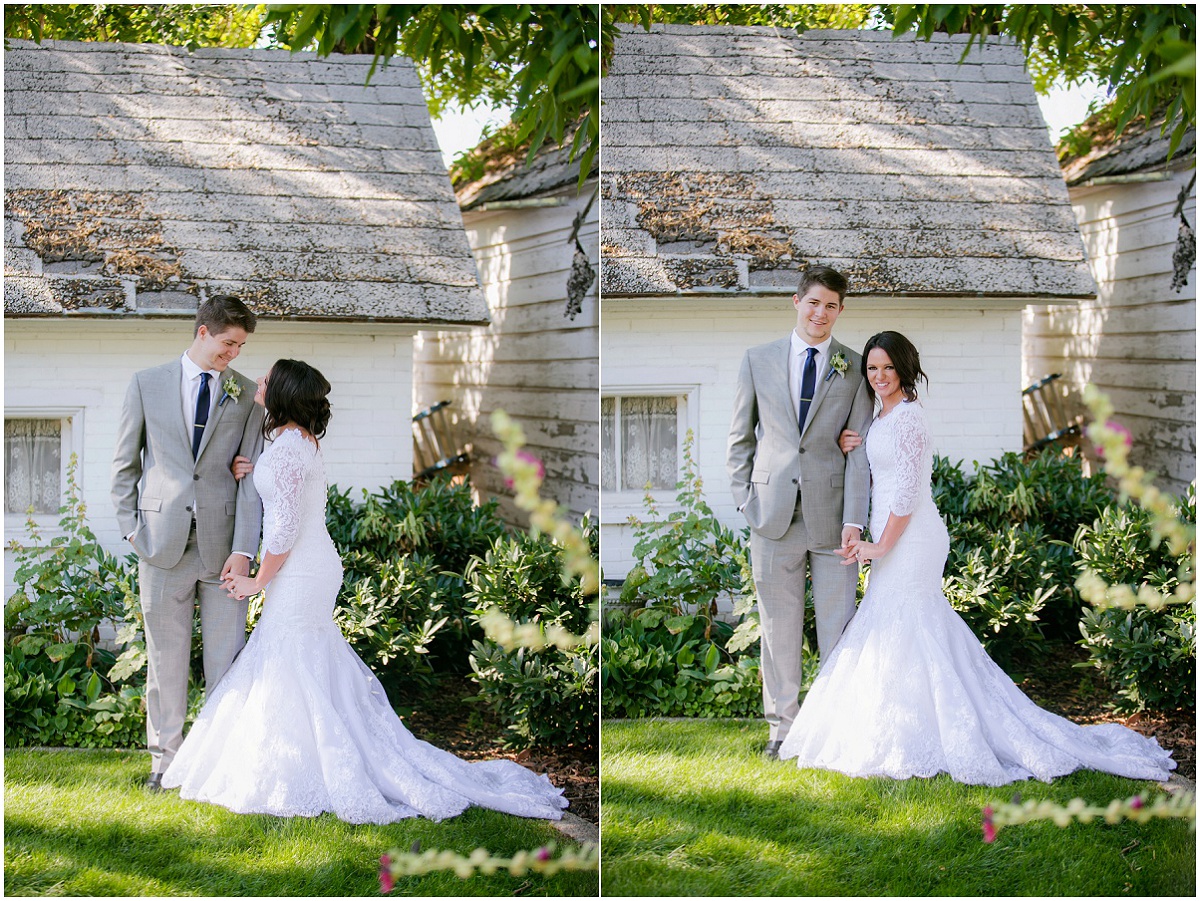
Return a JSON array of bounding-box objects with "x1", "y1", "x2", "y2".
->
[{"x1": 3, "y1": 3, "x2": 266, "y2": 49}]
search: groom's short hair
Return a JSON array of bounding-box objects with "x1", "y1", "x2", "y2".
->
[
  {"x1": 797, "y1": 265, "x2": 849, "y2": 303},
  {"x1": 196, "y1": 294, "x2": 257, "y2": 336}
]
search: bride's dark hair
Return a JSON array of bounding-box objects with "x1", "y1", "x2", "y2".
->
[
  {"x1": 262, "y1": 359, "x2": 332, "y2": 441},
  {"x1": 861, "y1": 331, "x2": 928, "y2": 403}
]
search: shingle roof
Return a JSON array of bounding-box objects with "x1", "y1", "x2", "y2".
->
[
  {"x1": 602, "y1": 25, "x2": 1095, "y2": 299},
  {"x1": 4, "y1": 40, "x2": 488, "y2": 324},
  {"x1": 1061, "y1": 115, "x2": 1197, "y2": 186}
]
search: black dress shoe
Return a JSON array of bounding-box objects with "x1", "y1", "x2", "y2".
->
[
  {"x1": 763, "y1": 740, "x2": 783, "y2": 760},
  {"x1": 144, "y1": 774, "x2": 164, "y2": 792}
]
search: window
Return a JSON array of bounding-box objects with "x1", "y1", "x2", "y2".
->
[
  {"x1": 5, "y1": 418, "x2": 64, "y2": 515},
  {"x1": 602, "y1": 395, "x2": 681, "y2": 493}
]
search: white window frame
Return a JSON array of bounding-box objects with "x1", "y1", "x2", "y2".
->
[
  {"x1": 4, "y1": 407, "x2": 85, "y2": 534},
  {"x1": 601, "y1": 385, "x2": 699, "y2": 523}
]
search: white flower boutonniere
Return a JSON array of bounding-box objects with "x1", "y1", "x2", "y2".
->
[
  {"x1": 825, "y1": 350, "x2": 850, "y2": 382},
  {"x1": 219, "y1": 377, "x2": 242, "y2": 406}
]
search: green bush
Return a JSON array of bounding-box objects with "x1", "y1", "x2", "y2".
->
[
  {"x1": 465, "y1": 517, "x2": 598, "y2": 750},
  {"x1": 933, "y1": 452, "x2": 1113, "y2": 645},
  {"x1": 601, "y1": 607, "x2": 761, "y2": 719},
  {"x1": 325, "y1": 475, "x2": 509, "y2": 692},
  {"x1": 1074, "y1": 484, "x2": 1196, "y2": 713},
  {"x1": 5, "y1": 455, "x2": 145, "y2": 748}
]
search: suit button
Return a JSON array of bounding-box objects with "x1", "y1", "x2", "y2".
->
[
  {"x1": 791, "y1": 478, "x2": 798, "y2": 485},
  {"x1": 185, "y1": 505, "x2": 192, "y2": 513},
  {"x1": 798, "y1": 448, "x2": 806, "y2": 454},
  {"x1": 193, "y1": 474, "x2": 200, "y2": 481}
]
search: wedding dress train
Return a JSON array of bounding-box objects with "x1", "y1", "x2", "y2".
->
[
  {"x1": 163, "y1": 428, "x2": 567, "y2": 823},
  {"x1": 778, "y1": 401, "x2": 1175, "y2": 786}
]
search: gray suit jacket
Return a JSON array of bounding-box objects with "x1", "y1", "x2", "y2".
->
[
  {"x1": 727, "y1": 335, "x2": 873, "y2": 545},
  {"x1": 112, "y1": 360, "x2": 265, "y2": 572}
]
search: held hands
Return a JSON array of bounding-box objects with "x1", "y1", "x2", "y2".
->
[
  {"x1": 222, "y1": 571, "x2": 260, "y2": 601},
  {"x1": 839, "y1": 534, "x2": 885, "y2": 566}
]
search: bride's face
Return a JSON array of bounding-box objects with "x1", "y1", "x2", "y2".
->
[{"x1": 866, "y1": 348, "x2": 903, "y2": 405}]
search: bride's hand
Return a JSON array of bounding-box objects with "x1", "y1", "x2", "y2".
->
[
  {"x1": 838, "y1": 429, "x2": 863, "y2": 455},
  {"x1": 223, "y1": 572, "x2": 259, "y2": 601},
  {"x1": 841, "y1": 539, "x2": 882, "y2": 566},
  {"x1": 231, "y1": 455, "x2": 254, "y2": 481}
]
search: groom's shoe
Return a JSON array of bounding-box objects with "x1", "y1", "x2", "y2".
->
[
  {"x1": 143, "y1": 773, "x2": 164, "y2": 792},
  {"x1": 762, "y1": 741, "x2": 783, "y2": 760}
]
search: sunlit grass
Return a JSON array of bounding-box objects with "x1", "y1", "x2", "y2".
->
[
  {"x1": 4, "y1": 749, "x2": 597, "y2": 897},
  {"x1": 601, "y1": 719, "x2": 1195, "y2": 897}
]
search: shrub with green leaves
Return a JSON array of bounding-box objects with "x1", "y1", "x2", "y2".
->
[
  {"x1": 1074, "y1": 484, "x2": 1196, "y2": 713},
  {"x1": 5, "y1": 455, "x2": 145, "y2": 748},
  {"x1": 324, "y1": 475, "x2": 509, "y2": 692},
  {"x1": 933, "y1": 451, "x2": 1113, "y2": 644},
  {"x1": 601, "y1": 607, "x2": 761, "y2": 719},
  {"x1": 465, "y1": 517, "x2": 598, "y2": 750}
]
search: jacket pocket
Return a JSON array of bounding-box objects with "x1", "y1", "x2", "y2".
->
[
  {"x1": 830, "y1": 474, "x2": 844, "y2": 488},
  {"x1": 750, "y1": 468, "x2": 771, "y2": 484},
  {"x1": 138, "y1": 497, "x2": 162, "y2": 512},
  {"x1": 226, "y1": 501, "x2": 237, "y2": 516}
]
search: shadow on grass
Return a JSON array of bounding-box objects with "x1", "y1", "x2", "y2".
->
[
  {"x1": 601, "y1": 720, "x2": 1196, "y2": 897},
  {"x1": 4, "y1": 750, "x2": 598, "y2": 898}
]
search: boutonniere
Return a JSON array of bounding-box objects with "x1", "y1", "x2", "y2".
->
[
  {"x1": 218, "y1": 377, "x2": 242, "y2": 406},
  {"x1": 825, "y1": 350, "x2": 850, "y2": 382}
]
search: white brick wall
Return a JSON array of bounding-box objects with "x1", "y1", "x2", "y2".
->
[
  {"x1": 599, "y1": 297, "x2": 1026, "y2": 580},
  {"x1": 4, "y1": 318, "x2": 417, "y2": 597}
]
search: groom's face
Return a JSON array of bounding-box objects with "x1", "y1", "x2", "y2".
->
[
  {"x1": 191, "y1": 324, "x2": 248, "y2": 373},
  {"x1": 793, "y1": 285, "x2": 843, "y2": 345}
]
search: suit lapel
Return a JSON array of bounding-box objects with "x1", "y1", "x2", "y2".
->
[
  {"x1": 769, "y1": 337, "x2": 801, "y2": 443},
  {"x1": 799, "y1": 337, "x2": 848, "y2": 442},
  {"x1": 154, "y1": 361, "x2": 192, "y2": 453}
]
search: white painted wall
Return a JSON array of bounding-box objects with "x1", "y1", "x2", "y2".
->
[
  {"x1": 1024, "y1": 164, "x2": 1196, "y2": 495},
  {"x1": 415, "y1": 179, "x2": 599, "y2": 525},
  {"x1": 4, "y1": 318, "x2": 417, "y2": 597},
  {"x1": 600, "y1": 297, "x2": 1026, "y2": 580}
]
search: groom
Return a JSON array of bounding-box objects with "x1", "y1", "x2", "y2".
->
[
  {"x1": 111, "y1": 295, "x2": 265, "y2": 789},
  {"x1": 727, "y1": 265, "x2": 873, "y2": 759}
]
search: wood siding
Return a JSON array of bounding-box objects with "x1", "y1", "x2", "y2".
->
[
  {"x1": 415, "y1": 180, "x2": 599, "y2": 525},
  {"x1": 1023, "y1": 165, "x2": 1196, "y2": 494}
]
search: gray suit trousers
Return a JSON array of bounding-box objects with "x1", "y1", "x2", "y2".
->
[
  {"x1": 139, "y1": 529, "x2": 248, "y2": 775},
  {"x1": 751, "y1": 493, "x2": 858, "y2": 744}
]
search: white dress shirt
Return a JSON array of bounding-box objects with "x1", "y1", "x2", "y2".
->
[
  {"x1": 181, "y1": 351, "x2": 220, "y2": 431},
  {"x1": 789, "y1": 331, "x2": 832, "y2": 423}
]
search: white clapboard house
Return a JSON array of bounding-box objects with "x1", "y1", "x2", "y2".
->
[
  {"x1": 415, "y1": 135, "x2": 599, "y2": 525},
  {"x1": 4, "y1": 40, "x2": 488, "y2": 587},
  {"x1": 600, "y1": 25, "x2": 1097, "y2": 580},
  {"x1": 1025, "y1": 117, "x2": 1196, "y2": 495}
]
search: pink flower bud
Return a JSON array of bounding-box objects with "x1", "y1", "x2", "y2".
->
[
  {"x1": 379, "y1": 856, "x2": 394, "y2": 894},
  {"x1": 1130, "y1": 796, "x2": 1144, "y2": 809},
  {"x1": 981, "y1": 806, "x2": 997, "y2": 843},
  {"x1": 516, "y1": 450, "x2": 546, "y2": 480},
  {"x1": 536, "y1": 846, "x2": 552, "y2": 862}
]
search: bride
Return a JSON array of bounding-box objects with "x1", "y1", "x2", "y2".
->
[
  {"x1": 162, "y1": 359, "x2": 568, "y2": 823},
  {"x1": 777, "y1": 331, "x2": 1176, "y2": 785}
]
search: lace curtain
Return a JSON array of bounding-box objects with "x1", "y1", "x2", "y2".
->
[
  {"x1": 5, "y1": 419, "x2": 62, "y2": 514},
  {"x1": 601, "y1": 397, "x2": 617, "y2": 491},
  {"x1": 620, "y1": 396, "x2": 677, "y2": 491}
]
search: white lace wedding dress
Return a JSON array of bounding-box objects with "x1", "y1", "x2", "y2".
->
[
  {"x1": 778, "y1": 401, "x2": 1176, "y2": 785},
  {"x1": 162, "y1": 428, "x2": 568, "y2": 823}
]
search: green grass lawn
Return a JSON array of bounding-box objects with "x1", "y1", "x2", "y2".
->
[
  {"x1": 3, "y1": 749, "x2": 598, "y2": 897},
  {"x1": 601, "y1": 719, "x2": 1195, "y2": 897}
]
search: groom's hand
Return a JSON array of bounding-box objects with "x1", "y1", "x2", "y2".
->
[
  {"x1": 840, "y1": 525, "x2": 862, "y2": 550},
  {"x1": 221, "y1": 553, "x2": 250, "y2": 581}
]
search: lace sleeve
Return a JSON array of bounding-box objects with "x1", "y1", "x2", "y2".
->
[
  {"x1": 890, "y1": 405, "x2": 930, "y2": 517},
  {"x1": 264, "y1": 432, "x2": 312, "y2": 556}
]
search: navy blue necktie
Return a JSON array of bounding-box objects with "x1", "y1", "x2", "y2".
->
[
  {"x1": 192, "y1": 372, "x2": 211, "y2": 459},
  {"x1": 798, "y1": 347, "x2": 817, "y2": 434}
]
